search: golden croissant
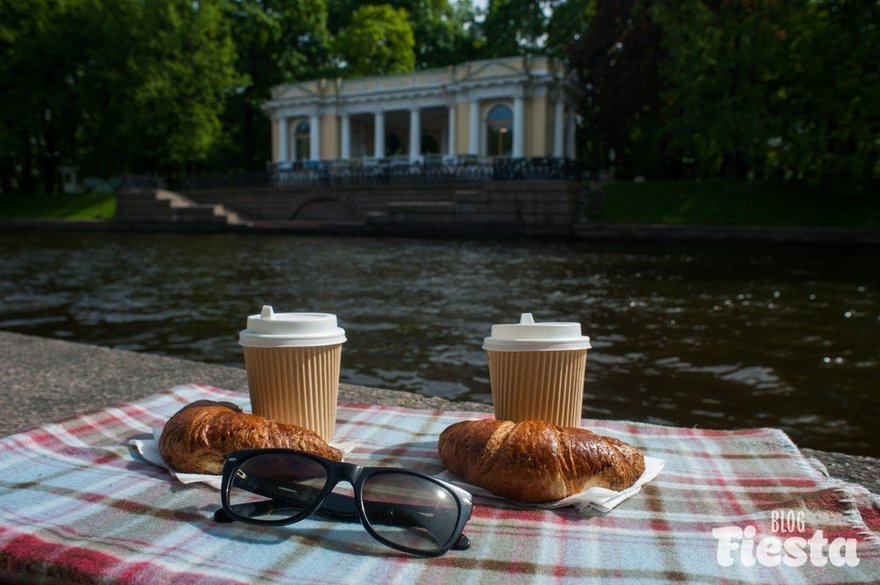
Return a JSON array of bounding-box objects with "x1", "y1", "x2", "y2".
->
[{"x1": 438, "y1": 418, "x2": 645, "y2": 503}]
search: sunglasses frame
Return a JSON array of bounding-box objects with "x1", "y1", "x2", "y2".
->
[{"x1": 219, "y1": 448, "x2": 474, "y2": 557}]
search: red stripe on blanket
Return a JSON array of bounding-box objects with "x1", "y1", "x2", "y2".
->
[
  {"x1": 0, "y1": 533, "x2": 247, "y2": 585},
  {"x1": 1, "y1": 534, "x2": 119, "y2": 584}
]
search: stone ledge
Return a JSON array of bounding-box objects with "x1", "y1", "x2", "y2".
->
[
  {"x1": 0, "y1": 330, "x2": 876, "y2": 494},
  {"x1": 4, "y1": 218, "x2": 880, "y2": 246},
  {"x1": 574, "y1": 222, "x2": 880, "y2": 245}
]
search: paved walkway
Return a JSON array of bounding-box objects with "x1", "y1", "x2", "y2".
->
[{"x1": 1, "y1": 330, "x2": 876, "y2": 493}]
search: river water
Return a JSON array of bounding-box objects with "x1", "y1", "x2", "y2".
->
[{"x1": 1, "y1": 231, "x2": 877, "y2": 456}]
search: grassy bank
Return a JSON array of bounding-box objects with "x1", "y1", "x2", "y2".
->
[
  {"x1": 598, "y1": 179, "x2": 880, "y2": 228},
  {"x1": 0, "y1": 191, "x2": 116, "y2": 220}
]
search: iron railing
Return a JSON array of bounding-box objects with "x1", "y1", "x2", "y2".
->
[
  {"x1": 118, "y1": 174, "x2": 166, "y2": 190},
  {"x1": 269, "y1": 157, "x2": 583, "y2": 188},
  {"x1": 158, "y1": 157, "x2": 584, "y2": 191}
]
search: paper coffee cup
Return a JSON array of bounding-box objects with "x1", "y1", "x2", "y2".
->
[
  {"x1": 483, "y1": 313, "x2": 591, "y2": 428},
  {"x1": 239, "y1": 305, "x2": 346, "y2": 442}
]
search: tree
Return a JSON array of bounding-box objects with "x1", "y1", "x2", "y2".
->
[
  {"x1": 61, "y1": 0, "x2": 147, "y2": 178},
  {"x1": 568, "y1": 0, "x2": 668, "y2": 177},
  {"x1": 653, "y1": 0, "x2": 880, "y2": 191},
  {"x1": 0, "y1": 0, "x2": 55, "y2": 193},
  {"x1": 546, "y1": 0, "x2": 595, "y2": 59},
  {"x1": 219, "y1": 0, "x2": 333, "y2": 171},
  {"x1": 0, "y1": 0, "x2": 240, "y2": 192},
  {"x1": 327, "y1": 0, "x2": 481, "y2": 70},
  {"x1": 407, "y1": 0, "x2": 483, "y2": 68},
  {"x1": 770, "y1": 0, "x2": 880, "y2": 192},
  {"x1": 0, "y1": 0, "x2": 143, "y2": 192},
  {"x1": 481, "y1": 0, "x2": 550, "y2": 57},
  {"x1": 336, "y1": 5, "x2": 416, "y2": 77},
  {"x1": 652, "y1": 0, "x2": 792, "y2": 179},
  {"x1": 130, "y1": 0, "x2": 241, "y2": 177}
]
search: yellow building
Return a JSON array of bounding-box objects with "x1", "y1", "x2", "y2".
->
[{"x1": 263, "y1": 56, "x2": 578, "y2": 165}]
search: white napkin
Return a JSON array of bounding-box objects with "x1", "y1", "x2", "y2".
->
[
  {"x1": 131, "y1": 430, "x2": 664, "y2": 513},
  {"x1": 435, "y1": 455, "x2": 664, "y2": 514},
  {"x1": 129, "y1": 429, "x2": 359, "y2": 489}
]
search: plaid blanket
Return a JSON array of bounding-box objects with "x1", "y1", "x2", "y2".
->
[{"x1": 0, "y1": 383, "x2": 877, "y2": 584}]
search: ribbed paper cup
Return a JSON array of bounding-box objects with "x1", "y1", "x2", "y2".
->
[
  {"x1": 239, "y1": 306, "x2": 346, "y2": 442},
  {"x1": 487, "y1": 348, "x2": 587, "y2": 428},
  {"x1": 483, "y1": 313, "x2": 591, "y2": 428},
  {"x1": 243, "y1": 344, "x2": 342, "y2": 442}
]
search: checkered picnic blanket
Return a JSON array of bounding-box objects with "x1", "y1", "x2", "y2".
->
[{"x1": 0, "y1": 383, "x2": 877, "y2": 584}]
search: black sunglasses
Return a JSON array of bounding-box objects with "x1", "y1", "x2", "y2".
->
[{"x1": 215, "y1": 449, "x2": 474, "y2": 557}]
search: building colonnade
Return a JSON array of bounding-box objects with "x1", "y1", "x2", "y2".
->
[{"x1": 264, "y1": 56, "x2": 580, "y2": 165}]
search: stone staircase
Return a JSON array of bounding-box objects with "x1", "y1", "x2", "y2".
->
[{"x1": 115, "y1": 189, "x2": 249, "y2": 228}]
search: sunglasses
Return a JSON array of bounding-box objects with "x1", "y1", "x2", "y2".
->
[{"x1": 214, "y1": 449, "x2": 474, "y2": 557}]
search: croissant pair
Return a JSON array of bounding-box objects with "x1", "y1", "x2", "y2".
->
[{"x1": 159, "y1": 401, "x2": 645, "y2": 503}]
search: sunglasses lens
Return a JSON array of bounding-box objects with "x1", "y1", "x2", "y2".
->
[
  {"x1": 361, "y1": 472, "x2": 461, "y2": 553},
  {"x1": 228, "y1": 453, "x2": 328, "y2": 522}
]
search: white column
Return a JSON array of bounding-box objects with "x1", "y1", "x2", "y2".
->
[
  {"x1": 309, "y1": 114, "x2": 320, "y2": 161},
  {"x1": 566, "y1": 110, "x2": 577, "y2": 159},
  {"x1": 340, "y1": 114, "x2": 351, "y2": 160},
  {"x1": 553, "y1": 99, "x2": 565, "y2": 158},
  {"x1": 409, "y1": 108, "x2": 421, "y2": 163},
  {"x1": 277, "y1": 116, "x2": 288, "y2": 162},
  {"x1": 513, "y1": 96, "x2": 525, "y2": 158},
  {"x1": 447, "y1": 106, "x2": 456, "y2": 157},
  {"x1": 468, "y1": 100, "x2": 479, "y2": 155},
  {"x1": 374, "y1": 111, "x2": 385, "y2": 158}
]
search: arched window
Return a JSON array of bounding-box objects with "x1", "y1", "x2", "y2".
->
[
  {"x1": 486, "y1": 105, "x2": 513, "y2": 157},
  {"x1": 294, "y1": 120, "x2": 310, "y2": 161}
]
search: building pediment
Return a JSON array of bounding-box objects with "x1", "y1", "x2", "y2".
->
[
  {"x1": 266, "y1": 56, "x2": 567, "y2": 112},
  {"x1": 458, "y1": 59, "x2": 525, "y2": 82},
  {"x1": 271, "y1": 80, "x2": 328, "y2": 101}
]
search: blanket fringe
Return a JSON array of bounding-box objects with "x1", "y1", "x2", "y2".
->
[{"x1": 831, "y1": 483, "x2": 880, "y2": 549}]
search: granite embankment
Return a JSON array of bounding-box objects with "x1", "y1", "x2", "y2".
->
[
  {"x1": 0, "y1": 330, "x2": 877, "y2": 494},
  {"x1": 3, "y1": 216, "x2": 880, "y2": 244}
]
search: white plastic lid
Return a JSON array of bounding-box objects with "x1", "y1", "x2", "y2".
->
[
  {"x1": 239, "y1": 305, "x2": 346, "y2": 348},
  {"x1": 482, "y1": 313, "x2": 591, "y2": 352}
]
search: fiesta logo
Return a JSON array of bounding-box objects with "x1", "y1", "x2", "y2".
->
[{"x1": 712, "y1": 511, "x2": 859, "y2": 568}]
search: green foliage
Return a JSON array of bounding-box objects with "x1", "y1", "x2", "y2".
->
[
  {"x1": 770, "y1": 0, "x2": 880, "y2": 192},
  {"x1": 569, "y1": 0, "x2": 879, "y2": 195},
  {"x1": 0, "y1": 191, "x2": 115, "y2": 220},
  {"x1": 0, "y1": 0, "x2": 240, "y2": 191},
  {"x1": 0, "y1": 0, "x2": 78, "y2": 193},
  {"x1": 568, "y1": 0, "x2": 668, "y2": 177},
  {"x1": 133, "y1": 0, "x2": 242, "y2": 176},
  {"x1": 481, "y1": 0, "x2": 549, "y2": 56},
  {"x1": 653, "y1": 0, "x2": 803, "y2": 179},
  {"x1": 217, "y1": 0, "x2": 332, "y2": 171},
  {"x1": 336, "y1": 5, "x2": 416, "y2": 77},
  {"x1": 479, "y1": 0, "x2": 596, "y2": 58},
  {"x1": 599, "y1": 179, "x2": 880, "y2": 228},
  {"x1": 327, "y1": 0, "x2": 482, "y2": 70},
  {"x1": 409, "y1": 0, "x2": 483, "y2": 68},
  {"x1": 546, "y1": 0, "x2": 595, "y2": 59}
]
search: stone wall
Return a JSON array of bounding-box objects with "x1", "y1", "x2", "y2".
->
[{"x1": 179, "y1": 180, "x2": 586, "y2": 236}]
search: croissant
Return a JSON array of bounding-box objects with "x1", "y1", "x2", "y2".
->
[
  {"x1": 438, "y1": 419, "x2": 645, "y2": 503},
  {"x1": 158, "y1": 400, "x2": 342, "y2": 474}
]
